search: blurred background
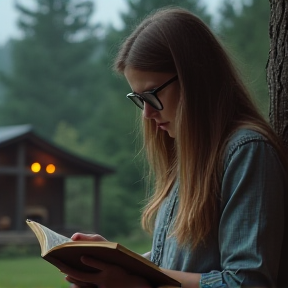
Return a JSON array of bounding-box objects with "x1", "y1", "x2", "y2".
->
[{"x1": 0, "y1": 0, "x2": 270, "y2": 287}]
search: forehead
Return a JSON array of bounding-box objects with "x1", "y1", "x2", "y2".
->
[{"x1": 124, "y1": 67, "x2": 175, "y2": 92}]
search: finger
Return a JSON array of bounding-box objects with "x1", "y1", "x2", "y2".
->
[
  {"x1": 70, "y1": 284, "x2": 80, "y2": 288},
  {"x1": 66, "y1": 275, "x2": 96, "y2": 287},
  {"x1": 50, "y1": 257, "x2": 87, "y2": 279},
  {"x1": 65, "y1": 275, "x2": 83, "y2": 285},
  {"x1": 71, "y1": 233, "x2": 107, "y2": 242},
  {"x1": 63, "y1": 269, "x2": 99, "y2": 284}
]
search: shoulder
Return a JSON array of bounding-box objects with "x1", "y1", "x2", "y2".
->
[
  {"x1": 226, "y1": 128, "x2": 268, "y2": 154},
  {"x1": 223, "y1": 128, "x2": 274, "y2": 169}
]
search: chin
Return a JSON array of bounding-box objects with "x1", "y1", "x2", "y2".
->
[{"x1": 167, "y1": 131, "x2": 176, "y2": 138}]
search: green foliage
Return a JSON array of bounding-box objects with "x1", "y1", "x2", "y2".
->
[
  {"x1": 0, "y1": 0, "x2": 100, "y2": 136},
  {"x1": 53, "y1": 121, "x2": 94, "y2": 157},
  {"x1": 65, "y1": 176, "x2": 94, "y2": 232},
  {"x1": 0, "y1": 41, "x2": 13, "y2": 74},
  {"x1": 114, "y1": 232, "x2": 152, "y2": 254},
  {"x1": 120, "y1": 0, "x2": 211, "y2": 31},
  {"x1": 218, "y1": 0, "x2": 270, "y2": 116},
  {"x1": 0, "y1": 41, "x2": 13, "y2": 101}
]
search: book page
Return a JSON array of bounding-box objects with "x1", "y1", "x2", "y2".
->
[{"x1": 40, "y1": 224, "x2": 72, "y2": 252}]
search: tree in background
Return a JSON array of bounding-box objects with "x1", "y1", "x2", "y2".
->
[
  {"x1": 0, "y1": 0, "x2": 99, "y2": 137},
  {"x1": 0, "y1": 41, "x2": 13, "y2": 99},
  {"x1": 120, "y1": 0, "x2": 211, "y2": 28},
  {"x1": 218, "y1": 0, "x2": 270, "y2": 115}
]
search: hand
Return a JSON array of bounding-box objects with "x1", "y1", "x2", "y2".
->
[
  {"x1": 71, "y1": 233, "x2": 107, "y2": 242},
  {"x1": 56, "y1": 256, "x2": 152, "y2": 288}
]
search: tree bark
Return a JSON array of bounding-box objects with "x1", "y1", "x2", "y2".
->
[{"x1": 267, "y1": 0, "x2": 288, "y2": 149}]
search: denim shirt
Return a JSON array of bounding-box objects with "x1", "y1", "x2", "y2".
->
[{"x1": 150, "y1": 129, "x2": 288, "y2": 287}]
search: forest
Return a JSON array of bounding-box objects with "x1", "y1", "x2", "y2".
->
[{"x1": 0, "y1": 0, "x2": 271, "y2": 240}]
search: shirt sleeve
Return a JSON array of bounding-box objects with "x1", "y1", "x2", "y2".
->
[{"x1": 200, "y1": 140, "x2": 286, "y2": 288}]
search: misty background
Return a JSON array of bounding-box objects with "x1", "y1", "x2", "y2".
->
[{"x1": 0, "y1": 0, "x2": 270, "y2": 241}]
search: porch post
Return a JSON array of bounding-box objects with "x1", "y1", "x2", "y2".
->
[
  {"x1": 15, "y1": 143, "x2": 26, "y2": 231},
  {"x1": 93, "y1": 175, "x2": 101, "y2": 233}
]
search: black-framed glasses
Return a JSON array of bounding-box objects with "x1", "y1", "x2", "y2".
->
[{"x1": 126, "y1": 75, "x2": 178, "y2": 110}]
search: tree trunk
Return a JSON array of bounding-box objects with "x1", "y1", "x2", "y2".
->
[
  {"x1": 267, "y1": 4, "x2": 288, "y2": 286},
  {"x1": 267, "y1": 0, "x2": 288, "y2": 149}
]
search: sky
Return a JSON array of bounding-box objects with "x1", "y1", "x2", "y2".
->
[{"x1": 0, "y1": 0, "x2": 221, "y2": 46}]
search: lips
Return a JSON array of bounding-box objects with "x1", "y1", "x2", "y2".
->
[
  {"x1": 156, "y1": 122, "x2": 169, "y2": 130},
  {"x1": 157, "y1": 122, "x2": 168, "y2": 126}
]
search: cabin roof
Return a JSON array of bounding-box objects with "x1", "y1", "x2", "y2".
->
[
  {"x1": 0, "y1": 124, "x2": 114, "y2": 176},
  {"x1": 0, "y1": 124, "x2": 33, "y2": 143}
]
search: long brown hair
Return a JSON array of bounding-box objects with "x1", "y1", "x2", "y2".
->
[{"x1": 114, "y1": 7, "x2": 287, "y2": 248}]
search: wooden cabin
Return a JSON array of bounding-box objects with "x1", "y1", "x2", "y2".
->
[{"x1": 0, "y1": 124, "x2": 114, "y2": 244}]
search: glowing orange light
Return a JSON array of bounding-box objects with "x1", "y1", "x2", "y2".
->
[
  {"x1": 46, "y1": 164, "x2": 56, "y2": 174},
  {"x1": 31, "y1": 162, "x2": 41, "y2": 173}
]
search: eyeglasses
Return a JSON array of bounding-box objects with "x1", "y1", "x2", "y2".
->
[{"x1": 126, "y1": 75, "x2": 178, "y2": 110}]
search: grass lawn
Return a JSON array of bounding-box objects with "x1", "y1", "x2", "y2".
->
[{"x1": 0, "y1": 257, "x2": 69, "y2": 288}]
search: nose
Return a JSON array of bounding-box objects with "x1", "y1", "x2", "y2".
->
[{"x1": 143, "y1": 102, "x2": 158, "y2": 119}]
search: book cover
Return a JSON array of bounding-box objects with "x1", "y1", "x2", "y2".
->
[{"x1": 26, "y1": 219, "x2": 181, "y2": 287}]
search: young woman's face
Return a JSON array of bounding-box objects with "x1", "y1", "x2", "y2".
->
[{"x1": 124, "y1": 67, "x2": 180, "y2": 138}]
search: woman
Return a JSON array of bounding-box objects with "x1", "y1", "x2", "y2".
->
[{"x1": 60, "y1": 7, "x2": 288, "y2": 288}]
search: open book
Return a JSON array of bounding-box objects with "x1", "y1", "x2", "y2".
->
[{"x1": 26, "y1": 219, "x2": 181, "y2": 287}]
